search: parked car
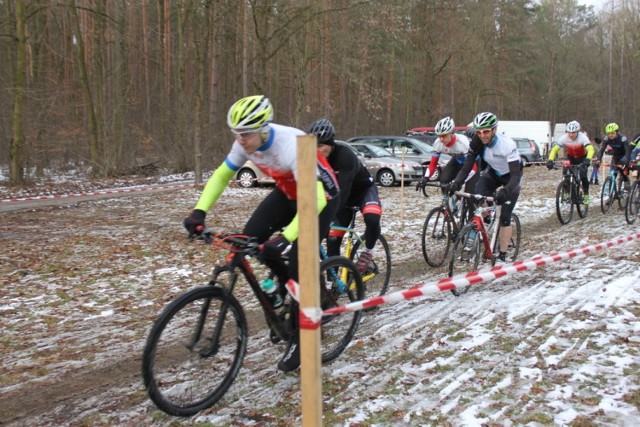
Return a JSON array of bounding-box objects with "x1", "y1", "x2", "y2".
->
[
  {"x1": 234, "y1": 140, "x2": 364, "y2": 188},
  {"x1": 512, "y1": 137, "x2": 543, "y2": 166},
  {"x1": 348, "y1": 142, "x2": 424, "y2": 187},
  {"x1": 346, "y1": 135, "x2": 450, "y2": 181},
  {"x1": 234, "y1": 160, "x2": 274, "y2": 188}
]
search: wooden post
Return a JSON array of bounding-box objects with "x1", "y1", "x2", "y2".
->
[{"x1": 296, "y1": 135, "x2": 323, "y2": 426}]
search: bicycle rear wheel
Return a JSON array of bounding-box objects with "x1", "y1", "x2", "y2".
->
[
  {"x1": 320, "y1": 256, "x2": 364, "y2": 362},
  {"x1": 448, "y1": 224, "x2": 481, "y2": 297},
  {"x1": 142, "y1": 286, "x2": 247, "y2": 417},
  {"x1": 351, "y1": 234, "x2": 391, "y2": 297},
  {"x1": 625, "y1": 181, "x2": 640, "y2": 224},
  {"x1": 555, "y1": 179, "x2": 573, "y2": 224},
  {"x1": 421, "y1": 206, "x2": 453, "y2": 267},
  {"x1": 601, "y1": 177, "x2": 615, "y2": 214},
  {"x1": 491, "y1": 213, "x2": 521, "y2": 265},
  {"x1": 575, "y1": 181, "x2": 589, "y2": 218}
]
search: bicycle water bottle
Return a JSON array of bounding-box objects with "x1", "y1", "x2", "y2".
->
[{"x1": 261, "y1": 276, "x2": 283, "y2": 309}]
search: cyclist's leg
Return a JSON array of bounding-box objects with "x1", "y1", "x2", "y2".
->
[
  {"x1": 243, "y1": 188, "x2": 296, "y2": 286},
  {"x1": 359, "y1": 185, "x2": 382, "y2": 251},
  {"x1": 326, "y1": 207, "x2": 352, "y2": 257},
  {"x1": 496, "y1": 176, "x2": 520, "y2": 256},
  {"x1": 576, "y1": 156, "x2": 589, "y2": 195},
  {"x1": 279, "y1": 196, "x2": 339, "y2": 372},
  {"x1": 474, "y1": 168, "x2": 498, "y2": 222},
  {"x1": 439, "y1": 160, "x2": 461, "y2": 194}
]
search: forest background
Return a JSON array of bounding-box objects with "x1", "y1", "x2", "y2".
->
[{"x1": 1, "y1": 0, "x2": 639, "y2": 184}]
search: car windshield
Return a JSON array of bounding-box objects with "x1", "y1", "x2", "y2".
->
[{"x1": 365, "y1": 145, "x2": 394, "y2": 157}]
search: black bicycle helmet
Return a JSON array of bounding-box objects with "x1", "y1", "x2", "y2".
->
[{"x1": 306, "y1": 119, "x2": 336, "y2": 145}]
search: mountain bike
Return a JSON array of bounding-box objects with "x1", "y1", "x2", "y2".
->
[
  {"x1": 324, "y1": 206, "x2": 391, "y2": 299},
  {"x1": 420, "y1": 183, "x2": 470, "y2": 267},
  {"x1": 625, "y1": 160, "x2": 640, "y2": 224},
  {"x1": 601, "y1": 163, "x2": 629, "y2": 214},
  {"x1": 448, "y1": 191, "x2": 521, "y2": 297},
  {"x1": 142, "y1": 231, "x2": 364, "y2": 417},
  {"x1": 554, "y1": 160, "x2": 588, "y2": 225}
]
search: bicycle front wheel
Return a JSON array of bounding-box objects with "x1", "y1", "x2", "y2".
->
[
  {"x1": 421, "y1": 206, "x2": 453, "y2": 267},
  {"x1": 351, "y1": 234, "x2": 391, "y2": 297},
  {"x1": 320, "y1": 256, "x2": 364, "y2": 363},
  {"x1": 617, "y1": 177, "x2": 629, "y2": 210},
  {"x1": 555, "y1": 179, "x2": 573, "y2": 224},
  {"x1": 142, "y1": 286, "x2": 247, "y2": 417},
  {"x1": 491, "y1": 213, "x2": 521, "y2": 265},
  {"x1": 601, "y1": 177, "x2": 615, "y2": 214},
  {"x1": 626, "y1": 181, "x2": 640, "y2": 224},
  {"x1": 448, "y1": 224, "x2": 481, "y2": 297}
]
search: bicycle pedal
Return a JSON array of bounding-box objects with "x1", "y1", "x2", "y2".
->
[{"x1": 269, "y1": 329, "x2": 282, "y2": 344}]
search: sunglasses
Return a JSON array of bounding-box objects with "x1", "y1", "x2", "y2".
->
[
  {"x1": 475, "y1": 129, "x2": 493, "y2": 136},
  {"x1": 231, "y1": 129, "x2": 260, "y2": 138}
]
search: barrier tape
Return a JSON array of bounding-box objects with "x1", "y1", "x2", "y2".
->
[
  {"x1": 323, "y1": 232, "x2": 640, "y2": 316},
  {"x1": 1, "y1": 182, "x2": 197, "y2": 203}
]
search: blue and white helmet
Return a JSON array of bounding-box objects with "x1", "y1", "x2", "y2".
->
[{"x1": 566, "y1": 121, "x2": 581, "y2": 133}]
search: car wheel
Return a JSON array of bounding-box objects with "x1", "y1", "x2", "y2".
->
[
  {"x1": 377, "y1": 169, "x2": 396, "y2": 187},
  {"x1": 521, "y1": 156, "x2": 529, "y2": 167},
  {"x1": 237, "y1": 168, "x2": 257, "y2": 188}
]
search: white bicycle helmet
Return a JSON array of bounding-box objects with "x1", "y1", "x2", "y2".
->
[
  {"x1": 435, "y1": 117, "x2": 455, "y2": 135},
  {"x1": 566, "y1": 121, "x2": 581, "y2": 133}
]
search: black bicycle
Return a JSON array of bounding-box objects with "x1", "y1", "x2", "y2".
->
[
  {"x1": 142, "y1": 231, "x2": 364, "y2": 417},
  {"x1": 601, "y1": 163, "x2": 629, "y2": 214},
  {"x1": 554, "y1": 160, "x2": 588, "y2": 225},
  {"x1": 625, "y1": 159, "x2": 640, "y2": 224},
  {"x1": 420, "y1": 183, "x2": 470, "y2": 267}
]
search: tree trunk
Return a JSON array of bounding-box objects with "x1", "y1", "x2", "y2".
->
[
  {"x1": 10, "y1": 0, "x2": 27, "y2": 184},
  {"x1": 69, "y1": 0, "x2": 102, "y2": 176}
]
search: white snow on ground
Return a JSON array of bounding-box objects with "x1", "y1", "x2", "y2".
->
[{"x1": 0, "y1": 166, "x2": 639, "y2": 426}]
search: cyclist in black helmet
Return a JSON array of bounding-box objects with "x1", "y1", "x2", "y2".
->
[
  {"x1": 446, "y1": 112, "x2": 523, "y2": 263},
  {"x1": 307, "y1": 118, "x2": 382, "y2": 273}
]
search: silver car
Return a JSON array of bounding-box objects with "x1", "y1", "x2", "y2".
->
[
  {"x1": 346, "y1": 135, "x2": 451, "y2": 181},
  {"x1": 348, "y1": 143, "x2": 424, "y2": 187}
]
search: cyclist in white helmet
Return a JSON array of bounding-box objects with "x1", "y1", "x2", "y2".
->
[
  {"x1": 183, "y1": 95, "x2": 341, "y2": 372},
  {"x1": 546, "y1": 120, "x2": 595, "y2": 204},
  {"x1": 446, "y1": 112, "x2": 522, "y2": 263},
  {"x1": 416, "y1": 116, "x2": 478, "y2": 194}
]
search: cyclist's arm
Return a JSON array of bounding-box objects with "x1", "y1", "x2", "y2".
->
[
  {"x1": 548, "y1": 144, "x2": 561, "y2": 161},
  {"x1": 451, "y1": 137, "x2": 481, "y2": 184},
  {"x1": 281, "y1": 181, "x2": 327, "y2": 242},
  {"x1": 504, "y1": 160, "x2": 523, "y2": 195},
  {"x1": 194, "y1": 163, "x2": 236, "y2": 212},
  {"x1": 596, "y1": 140, "x2": 608, "y2": 162},
  {"x1": 585, "y1": 144, "x2": 595, "y2": 160},
  {"x1": 426, "y1": 152, "x2": 441, "y2": 178}
]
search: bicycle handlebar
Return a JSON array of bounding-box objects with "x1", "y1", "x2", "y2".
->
[{"x1": 190, "y1": 229, "x2": 260, "y2": 255}]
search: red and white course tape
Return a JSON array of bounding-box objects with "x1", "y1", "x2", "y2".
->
[
  {"x1": 0, "y1": 182, "x2": 196, "y2": 203},
  {"x1": 323, "y1": 232, "x2": 640, "y2": 316}
]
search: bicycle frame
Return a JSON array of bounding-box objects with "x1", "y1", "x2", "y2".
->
[
  {"x1": 468, "y1": 202, "x2": 500, "y2": 260},
  {"x1": 561, "y1": 162, "x2": 582, "y2": 203},
  {"x1": 327, "y1": 208, "x2": 376, "y2": 283},
  {"x1": 206, "y1": 234, "x2": 293, "y2": 344}
]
